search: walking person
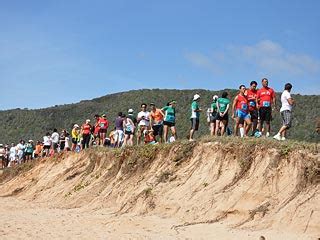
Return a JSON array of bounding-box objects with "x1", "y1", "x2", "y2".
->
[
  {"x1": 162, "y1": 100, "x2": 177, "y2": 143},
  {"x1": 274, "y1": 83, "x2": 295, "y2": 141},
  {"x1": 257, "y1": 78, "x2": 276, "y2": 137},
  {"x1": 189, "y1": 94, "x2": 202, "y2": 141}
]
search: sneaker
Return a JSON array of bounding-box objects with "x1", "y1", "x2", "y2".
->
[
  {"x1": 273, "y1": 134, "x2": 281, "y2": 141},
  {"x1": 281, "y1": 137, "x2": 286, "y2": 141},
  {"x1": 266, "y1": 132, "x2": 270, "y2": 137}
]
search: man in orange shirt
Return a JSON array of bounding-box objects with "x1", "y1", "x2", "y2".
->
[
  {"x1": 149, "y1": 103, "x2": 164, "y2": 143},
  {"x1": 256, "y1": 78, "x2": 276, "y2": 137}
]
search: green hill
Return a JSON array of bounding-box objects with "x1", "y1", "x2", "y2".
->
[{"x1": 0, "y1": 89, "x2": 319, "y2": 143}]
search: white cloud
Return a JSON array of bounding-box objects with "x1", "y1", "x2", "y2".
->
[{"x1": 185, "y1": 40, "x2": 320, "y2": 77}]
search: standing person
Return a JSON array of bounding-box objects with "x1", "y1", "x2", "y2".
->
[
  {"x1": 24, "y1": 140, "x2": 34, "y2": 162},
  {"x1": 215, "y1": 92, "x2": 230, "y2": 136},
  {"x1": 51, "y1": 129, "x2": 60, "y2": 153},
  {"x1": 189, "y1": 94, "x2": 202, "y2": 141},
  {"x1": 123, "y1": 115, "x2": 135, "y2": 146},
  {"x1": 98, "y1": 114, "x2": 109, "y2": 145},
  {"x1": 274, "y1": 83, "x2": 295, "y2": 141},
  {"x1": 81, "y1": 119, "x2": 92, "y2": 149},
  {"x1": 34, "y1": 141, "x2": 42, "y2": 158},
  {"x1": 71, "y1": 125, "x2": 80, "y2": 151},
  {"x1": 16, "y1": 140, "x2": 25, "y2": 164},
  {"x1": 0, "y1": 144, "x2": 6, "y2": 168},
  {"x1": 149, "y1": 103, "x2": 164, "y2": 143},
  {"x1": 127, "y1": 109, "x2": 137, "y2": 126},
  {"x1": 162, "y1": 100, "x2": 177, "y2": 143},
  {"x1": 232, "y1": 85, "x2": 252, "y2": 137},
  {"x1": 93, "y1": 114, "x2": 101, "y2": 145},
  {"x1": 246, "y1": 81, "x2": 258, "y2": 135},
  {"x1": 114, "y1": 112, "x2": 125, "y2": 147},
  {"x1": 43, "y1": 132, "x2": 51, "y2": 157},
  {"x1": 257, "y1": 78, "x2": 276, "y2": 137},
  {"x1": 59, "y1": 129, "x2": 67, "y2": 151},
  {"x1": 8, "y1": 143, "x2": 17, "y2": 167},
  {"x1": 137, "y1": 103, "x2": 150, "y2": 145},
  {"x1": 210, "y1": 95, "x2": 219, "y2": 136}
]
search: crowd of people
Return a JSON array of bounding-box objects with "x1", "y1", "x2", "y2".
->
[{"x1": 0, "y1": 78, "x2": 295, "y2": 169}]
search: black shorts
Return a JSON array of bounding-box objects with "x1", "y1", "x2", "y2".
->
[
  {"x1": 125, "y1": 130, "x2": 133, "y2": 135},
  {"x1": 152, "y1": 124, "x2": 163, "y2": 136},
  {"x1": 190, "y1": 118, "x2": 200, "y2": 131},
  {"x1": 43, "y1": 145, "x2": 50, "y2": 150},
  {"x1": 210, "y1": 112, "x2": 218, "y2": 123},
  {"x1": 25, "y1": 152, "x2": 32, "y2": 156},
  {"x1": 217, "y1": 113, "x2": 228, "y2": 121},
  {"x1": 259, "y1": 107, "x2": 272, "y2": 122},
  {"x1": 52, "y1": 143, "x2": 59, "y2": 150},
  {"x1": 163, "y1": 121, "x2": 175, "y2": 127},
  {"x1": 72, "y1": 138, "x2": 78, "y2": 144},
  {"x1": 249, "y1": 110, "x2": 258, "y2": 120}
]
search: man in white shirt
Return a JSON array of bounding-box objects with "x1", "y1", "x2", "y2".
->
[
  {"x1": 274, "y1": 83, "x2": 295, "y2": 141},
  {"x1": 51, "y1": 128, "x2": 60, "y2": 152},
  {"x1": 137, "y1": 103, "x2": 150, "y2": 145}
]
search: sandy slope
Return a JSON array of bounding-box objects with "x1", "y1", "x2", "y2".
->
[{"x1": 0, "y1": 139, "x2": 319, "y2": 239}]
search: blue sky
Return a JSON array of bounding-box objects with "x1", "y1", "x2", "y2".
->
[{"x1": 1, "y1": 0, "x2": 319, "y2": 110}]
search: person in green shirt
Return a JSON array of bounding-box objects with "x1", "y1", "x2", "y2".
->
[
  {"x1": 209, "y1": 95, "x2": 219, "y2": 136},
  {"x1": 216, "y1": 92, "x2": 230, "y2": 136},
  {"x1": 189, "y1": 94, "x2": 202, "y2": 141},
  {"x1": 162, "y1": 100, "x2": 177, "y2": 143}
]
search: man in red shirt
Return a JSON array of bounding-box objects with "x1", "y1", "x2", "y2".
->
[
  {"x1": 256, "y1": 78, "x2": 276, "y2": 137},
  {"x1": 246, "y1": 81, "x2": 258, "y2": 135}
]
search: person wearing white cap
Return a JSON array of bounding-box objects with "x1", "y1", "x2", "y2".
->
[
  {"x1": 210, "y1": 95, "x2": 219, "y2": 136},
  {"x1": 189, "y1": 94, "x2": 202, "y2": 141},
  {"x1": 71, "y1": 124, "x2": 80, "y2": 151}
]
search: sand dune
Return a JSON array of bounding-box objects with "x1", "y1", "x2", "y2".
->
[{"x1": 0, "y1": 139, "x2": 319, "y2": 239}]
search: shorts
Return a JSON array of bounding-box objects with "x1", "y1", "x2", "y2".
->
[
  {"x1": 43, "y1": 145, "x2": 51, "y2": 150},
  {"x1": 71, "y1": 138, "x2": 78, "y2": 144},
  {"x1": 281, "y1": 110, "x2": 292, "y2": 129},
  {"x1": 52, "y1": 143, "x2": 59, "y2": 150},
  {"x1": 190, "y1": 118, "x2": 199, "y2": 131},
  {"x1": 99, "y1": 128, "x2": 107, "y2": 134},
  {"x1": 125, "y1": 130, "x2": 133, "y2": 135},
  {"x1": 210, "y1": 112, "x2": 218, "y2": 123},
  {"x1": 249, "y1": 109, "x2": 258, "y2": 120},
  {"x1": 259, "y1": 107, "x2": 272, "y2": 122},
  {"x1": 217, "y1": 113, "x2": 228, "y2": 121},
  {"x1": 25, "y1": 152, "x2": 32, "y2": 156},
  {"x1": 235, "y1": 110, "x2": 251, "y2": 120},
  {"x1": 152, "y1": 124, "x2": 163, "y2": 136},
  {"x1": 114, "y1": 130, "x2": 124, "y2": 143},
  {"x1": 163, "y1": 121, "x2": 175, "y2": 127}
]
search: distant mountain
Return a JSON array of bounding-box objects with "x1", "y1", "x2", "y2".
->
[{"x1": 0, "y1": 89, "x2": 319, "y2": 143}]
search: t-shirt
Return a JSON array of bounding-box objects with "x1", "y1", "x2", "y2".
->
[
  {"x1": 127, "y1": 114, "x2": 137, "y2": 125},
  {"x1": 191, "y1": 101, "x2": 200, "y2": 119},
  {"x1": 51, "y1": 132, "x2": 59, "y2": 144},
  {"x1": 217, "y1": 98, "x2": 230, "y2": 113},
  {"x1": 257, "y1": 87, "x2": 275, "y2": 108},
  {"x1": 162, "y1": 106, "x2": 176, "y2": 123},
  {"x1": 82, "y1": 124, "x2": 92, "y2": 135},
  {"x1": 235, "y1": 94, "x2": 249, "y2": 113},
  {"x1": 246, "y1": 89, "x2": 257, "y2": 111},
  {"x1": 150, "y1": 109, "x2": 164, "y2": 125},
  {"x1": 280, "y1": 90, "x2": 292, "y2": 112},
  {"x1": 115, "y1": 117, "x2": 124, "y2": 130},
  {"x1": 43, "y1": 136, "x2": 51, "y2": 146},
  {"x1": 137, "y1": 111, "x2": 150, "y2": 126},
  {"x1": 211, "y1": 101, "x2": 217, "y2": 113}
]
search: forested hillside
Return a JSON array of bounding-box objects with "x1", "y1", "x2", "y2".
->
[{"x1": 0, "y1": 89, "x2": 319, "y2": 143}]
